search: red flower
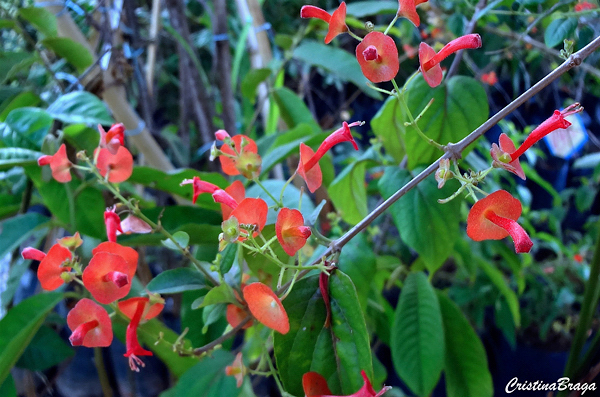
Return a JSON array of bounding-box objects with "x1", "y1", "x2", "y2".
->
[
  {"x1": 300, "y1": 2, "x2": 348, "y2": 44},
  {"x1": 243, "y1": 282, "x2": 289, "y2": 334},
  {"x1": 397, "y1": 0, "x2": 428, "y2": 27},
  {"x1": 419, "y1": 34, "x2": 482, "y2": 87},
  {"x1": 276, "y1": 208, "x2": 311, "y2": 256},
  {"x1": 82, "y1": 251, "x2": 136, "y2": 304},
  {"x1": 104, "y1": 206, "x2": 123, "y2": 243},
  {"x1": 180, "y1": 176, "x2": 239, "y2": 209},
  {"x1": 218, "y1": 135, "x2": 261, "y2": 179},
  {"x1": 356, "y1": 32, "x2": 399, "y2": 83},
  {"x1": 467, "y1": 190, "x2": 533, "y2": 253},
  {"x1": 225, "y1": 352, "x2": 247, "y2": 388},
  {"x1": 37, "y1": 243, "x2": 72, "y2": 290},
  {"x1": 95, "y1": 146, "x2": 134, "y2": 183},
  {"x1": 38, "y1": 144, "x2": 73, "y2": 183},
  {"x1": 93, "y1": 241, "x2": 139, "y2": 274},
  {"x1": 221, "y1": 180, "x2": 245, "y2": 220},
  {"x1": 229, "y1": 198, "x2": 268, "y2": 238},
  {"x1": 67, "y1": 298, "x2": 113, "y2": 347},
  {"x1": 575, "y1": 1, "x2": 595, "y2": 11},
  {"x1": 98, "y1": 123, "x2": 125, "y2": 155},
  {"x1": 490, "y1": 133, "x2": 525, "y2": 180},
  {"x1": 508, "y1": 103, "x2": 583, "y2": 161},
  {"x1": 22, "y1": 247, "x2": 46, "y2": 262},
  {"x1": 118, "y1": 297, "x2": 164, "y2": 372},
  {"x1": 226, "y1": 304, "x2": 253, "y2": 329},
  {"x1": 302, "y1": 370, "x2": 392, "y2": 397},
  {"x1": 297, "y1": 121, "x2": 362, "y2": 193},
  {"x1": 481, "y1": 71, "x2": 498, "y2": 86}
]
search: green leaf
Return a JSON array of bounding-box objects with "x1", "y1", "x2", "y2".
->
[
  {"x1": 0, "y1": 52, "x2": 33, "y2": 83},
  {"x1": 25, "y1": 165, "x2": 106, "y2": 239},
  {"x1": 147, "y1": 268, "x2": 207, "y2": 294},
  {"x1": 338, "y1": 233, "x2": 376, "y2": 310},
  {"x1": 3, "y1": 107, "x2": 53, "y2": 150},
  {"x1": 447, "y1": 14, "x2": 465, "y2": 36},
  {"x1": 199, "y1": 284, "x2": 237, "y2": 308},
  {"x1": 0, "y1": 147, "x2": 42, "y2": 170},
  {"x1": 271, "y1": 87, "x2": 320, "y2": 132},
  {"x1": 0, "y1": 91, "x2": 41, "y2": 122},
  {"x1": 242, "y1": 224, "x2": 289, "y2": 278},
  {"x1": 379, "y1": 167, "x2": 460, "y2": 273},
  {"x1": 329, "y1": 159, "x2": 376, "y2": 225},
  {"x1": 166, "y1": 350, "x2": 241, "y2": 397},
  {"x1": 129, "y1": 167, "x2": 228, "y2": 209},
  {"x1": 219, "y1": 243, "x2": 237, "y2": 275},
  {"x1": 18, "y1": 7, "x2": 57, "y2": 37},
  {"x1": 370, "y1": 96, "x2": 406, "y2": 163},
  {"x1": 344, "y1": 1, "x2": 397, "y2": 17},
  {"x1": 437, "y1": 292, "x2": 493, "y2": 397},
  {"x1": 404, "y1": 76, "x2": 488, "y2": 169},
  {"x1": 0, "y1": 375, "x2": 16, "y2": 397},
  {"x1": 544, "y1": 18, "x2": 578, "y2": 48},
  {"x1": 47, "y1": 91, "x2": 113, "y2": 125},
  {"x1": 0, "y1": 212, "x2": 49, "y2": 259},
  {"x1": 41, "y1": 38, "x2": 94, "y2": 73},
  {"x1": 274, "y1": 271, "x2": 373, "y2": 396},
  {"x1": 62, "y1": 123, "x2": 101, "y2": 154},
  {"x1": 478, "y1": 258, "x2": 521, "y2": 327},
  {"x1": 16, "y1": 325, "x2": 74, "y2": 371},
  {"x1": 0, "y1": 292, "x2": 63, "y2": 385},
  {"x1": 241, "y1": 68, "x2": 271, "y2": 102},
  {"x1": 293, "y1": 40, "x2": 381, "y2": 100},
  {"x1": 162, "y1": 231, "x2": 190, "y2": 250},
  {"x1": 391, "y1": 272, "x2": 444, "y2": 396},
  {"x1": 113, "y1": 317, "x2": 199, "y2": 377},
  {"x1": 0, "y1": 19, "x2": 16, "y2": 29}
]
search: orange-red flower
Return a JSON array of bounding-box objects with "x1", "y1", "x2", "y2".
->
[
  {"x1": 356, "y1": 32, "x2": 399, "y2": 83},
  {"x1": 225, "y1": 352, "x2": 247, "y2": 388},
  {"x1": 243, "y1": 282, "x2": 289, "y2": 334},
  {"x1": 300, "y1": 2, "x2": 348, "y2": 44},
  {"x1": 217, "y1": 134, "x2": 261, "y2": 179},
  {"x1": 36, "y1": 243, "x2": 72, "y2": 290},
  {"x1": 419, "y1": 34, "x2": 482, "y2": 87},
  {"x1": 226, "y1": 304, "x2": 253, "y2": 329},
  {"x1": 104, "y1": 206, "x2": 122, "y2": 243},
  {"x1": 297, "y1": 121, "x2": 362, "y2": 193},
  {"x1": 180, "y1": 176, "x2": 239, "y2": 209},
  {"x1": 67, "y1": 298, "x2": 113, "y2": 347},
  {"x1": 467, "y1": 190, "x2": 533, "y2": 253},
  {"x1": 221, "y1": 180, "x2": 245, "y2": 220},
  {"x1": 481, "y1": 71, "x2": 498, "y2": 86},
  {"x1": 397, "y1": 0, "x2": 428, "y2": 27},
  {"x1": 38, "y1": 144, "x2": 73, "y2": 183},
  {"x1": 98, "y1": 123, "x2": 125, "y2": 155},
  {"x1": 490, "y1": 133, "x2": 525, "y2": 180},
  {"x1": 575, "y1": 1, "x2": 595, "y2": 11},
  {"x1": 118, "y1": 297, "x2": 164, "y2": 372},
  {"x1": 93, "y1": 241, "x2": 139, "y2": 272},
  {"x1": 229, "y1": 198, "x2": 268, "y2": 238},
  {"x1": 82, "y1": 251, "x2": 137, "y2": 304},
  {"x1": 276, "y1": 208, "x2": 311, "y2": 256},
  {"x1": 95, "y1": 146, "x2": 134, "y2": 183},
  {"x1": 302, "y1": 370, "x2": 392, "y2": 397}
]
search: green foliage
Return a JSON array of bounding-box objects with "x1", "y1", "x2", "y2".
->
[
  {"x1": 275, "y1": 271, "x2": 373, "y2": 396},
  {"x1": 0, "y1": 292, "x2": 63, "y2": 385},
  {"x1": 0, "y1": 212, "x2": 49, "y2": 259},
  {"x1": 370, "y1": 96, "x2": 406, "y2": 163},
  {"x1": 271, "y1": 87, "x2": 320, "y2": 132},
  {"x1": 162, "y1": 230, "x2": 191, "y2": 250},
  {"x1": 46, "y1": 91, "x2": 113, "y2": 125},
  {"x1": 329, "y1": 159, "x2": 377, "y2": 225},
  {"x1": 41, "y1": 38, "x2": 94, "y2": 73},
  {"x1": 241, "y1": 68, "x2": 271, "y2": 103},
  {"x1": 18, "y1": 7, "x2": 57, "y2": 37},
  {"x1": 146, "y1": 268, "x2": 207, "y2": 294},
  {"x1": 544, "y1": 18, "x2": 578, "y2": 48},
  {"x1": 0, "y1": 92, "x2": 41, "y2": 122},
  {"x1": 338, "y1": 232, "x2": 377, "y2": 310},
  {"x1": 2, "y1": 107, "x2": 52, "y2": 150},
  {"x1": 344, "y1": 1, "x2": 398, "y2": 17},
  {"x1": 16, "y1": 325, "x2": 74, "y2": 371},
  {"x1": 437, "y1": 292, "x2": 493, "y2": 397},
  {"x1": 391, "y1": 272, "x2": 444, "y2": 397},
  {"x1": 379, "y1": 167, "x2": 461, "y2": 273},
  {"x1": 404, "y1": 76, "x2": 488, "y2": 169}
]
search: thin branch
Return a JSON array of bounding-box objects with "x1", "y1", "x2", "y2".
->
[{"x1": 192, "y1": 316, "x2": 251, "y2": 355}]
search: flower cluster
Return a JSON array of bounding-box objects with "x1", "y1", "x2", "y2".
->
[
  {"x1": 27, "y1": 124, "x2": 162, "y2": 371},
  {"x1": 38, "y1": 123, "x2": 133, "y2": 184},
  {"x1": 301, "y1": 0, "x2": 482, "y2": 86}
]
